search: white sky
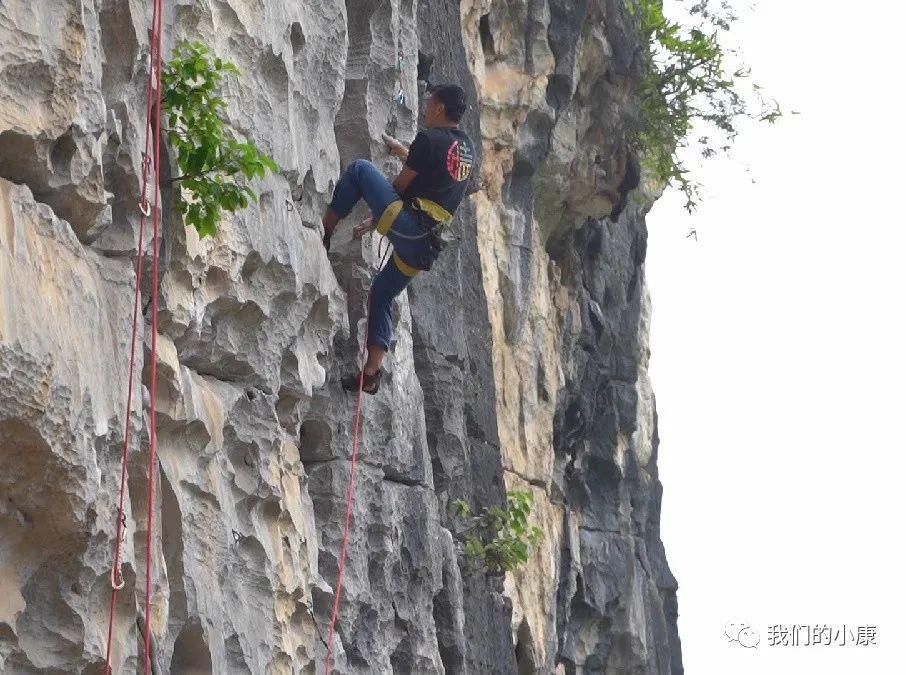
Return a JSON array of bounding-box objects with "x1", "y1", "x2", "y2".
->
[{"x1": 647, "y1": 1, "x2": 906, "y2": 673}]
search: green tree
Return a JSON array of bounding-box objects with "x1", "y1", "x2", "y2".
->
[
  {"x1": 162, "y1": 41, "x2": 278, "y2": 237},
  {"x1": 453, "y1": 491, "x2": 543, "y2": 574},
  {"x1": 633, "y1": 0, "x2": 781, "y2": 210}
]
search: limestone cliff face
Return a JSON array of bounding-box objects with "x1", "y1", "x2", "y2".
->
[{"x1": 0, "y1": 1, "x2": 681, "y2": 673}]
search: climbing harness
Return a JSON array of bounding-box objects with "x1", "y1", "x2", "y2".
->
[
  {"x1": 323, "y1": 242, "x2": 392, "y2": 674},
  {"x1": 374, "y1": 198, "x2": 453, "y2": 274},
  {"x1": 104, "y1": 0, "x2": 165, "y2": 673}
]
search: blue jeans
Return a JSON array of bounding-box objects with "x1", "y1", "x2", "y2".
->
[{"x1": 329, "y1": 159, "x2": 427, "y2": 351}]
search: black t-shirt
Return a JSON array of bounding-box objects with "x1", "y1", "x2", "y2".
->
[{"x1": 403, "y1": 127, "x2": 475, "y2": 216}]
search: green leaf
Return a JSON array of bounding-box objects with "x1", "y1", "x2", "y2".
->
[
  {"x1": 454, "y1": 499, "x2": 471, "y2": 517},
  {"x1": 262, "y1": 155, "x2": 279, "y2": 172},
  {"x1": 197, "y1": 218, "x2": 217, "y2": 238}
]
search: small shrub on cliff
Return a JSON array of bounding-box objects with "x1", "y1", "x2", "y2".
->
[
  {"x1": 162, "y1": 41, "x2": 278, "y2": 237},
  {"x1": 453, "y1": 491, "x2": 543, "y2": 574},
  {"x1": 633, "y1": 0, "x2": 781, "y2": 210}
]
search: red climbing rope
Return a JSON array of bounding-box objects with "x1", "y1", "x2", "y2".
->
[
  {"x1": 324, "y1": 292, "x2": 371, "y2": 675},
  {"x1": 324, "y1": 242, "x2": 390, "y2": 673},
  {"x1": 143, "y1": 0, "x2": 165, "y2": 671},
  {"x1": 103, "y1": 1, "x2": 164, "y2": 673}
]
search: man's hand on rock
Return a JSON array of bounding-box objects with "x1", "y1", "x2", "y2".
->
[
  {"x1": 382, "y1": 132, "x2": 408, "y2": 160},
  {"x1": 353, "y1": 217, "x2": 376, "y2": 240}
]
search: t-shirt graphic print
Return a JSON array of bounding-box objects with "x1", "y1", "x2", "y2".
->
[{"x1": 445, "y1": 139, "x2": 474, "y2": 182}]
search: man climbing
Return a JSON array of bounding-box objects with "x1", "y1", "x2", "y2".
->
[{"x1": 320, "y1": 84, "x2": 475, "y2": 394}]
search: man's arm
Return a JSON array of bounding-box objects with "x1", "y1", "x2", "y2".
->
[
  {"x1": 392, "y1": 166, "x2": 417, "y2": 195},
  {"x1": 388, "y1": 130, "x2": 430, "y2": 195}
]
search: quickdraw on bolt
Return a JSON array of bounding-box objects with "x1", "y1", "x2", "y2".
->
[
  {"x1": 110, "y1": 510, "x2": 127, "y2": 590},
  {"x1": 110, "y1": 563, "x2": 125, "y2": 590},
  {"x1": 393, "y1": 46, "x2": 406, "y2": 106}
]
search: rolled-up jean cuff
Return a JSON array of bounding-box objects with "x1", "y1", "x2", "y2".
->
[
  {"x1": 366, "y1": 337, "x2": 390, "y2": 351},
  {"x1": 328, "y1": 198, "x2": 351, "y2": 219}
]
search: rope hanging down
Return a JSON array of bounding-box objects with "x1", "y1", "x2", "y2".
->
[
  {"x1": 323, "y1": 243, "x2": 391, "y2": 674},
  {"x1": 104, "y1": 0, "x2": 165, "y2": 673},
  {"x1": 143, "y1": 1, "x2": 165, "y2": 668}
]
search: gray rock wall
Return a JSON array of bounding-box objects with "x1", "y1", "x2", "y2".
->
[{"x1": 0, "y1": 1, "x2": 682, "y2": 673}]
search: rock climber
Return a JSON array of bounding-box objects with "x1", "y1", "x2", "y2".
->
[{"x1": 320, "y1": 84, "x2": 475, "y2": 395}]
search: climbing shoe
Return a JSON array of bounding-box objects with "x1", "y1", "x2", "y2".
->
[{"x1": 341, "y1": 369, "x2": 382, "y2": 395}]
